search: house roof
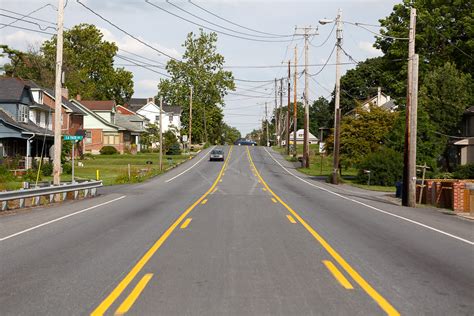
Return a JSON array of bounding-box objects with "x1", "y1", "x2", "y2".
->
[
  {"x1": 163, "y1": 105, "x2": 182, "y2": 115},
  {"x1": 0, "y1": 77, "x2": 32, "y2": 103},
  {"x1": 464, "y1": 106, "x2": 474, "y2": 115},
  {"x1": 380, "y1": 99, "x2": 397, "y2": 111},
  {"x1": 43, "y1": 88, "x2": 85, "y2": 114},
  {"x1": 0, "y1": 108, "x2": 53, "y2": 136},
  {"x1": 80, "y1": 100, "x2": 116, "y2": 111},
  {"x1": 454, "y1": 137, "x2": 474, "y2": 146},
  {"x1": 71, "y1": 99, "x2": 123, "y2": 130},
  {"x1": 30, "y1": 102, "x2": 53, "y2": 112},
  {"x1": 115, "y1": 114, "x2": 146, "y2": 133}
]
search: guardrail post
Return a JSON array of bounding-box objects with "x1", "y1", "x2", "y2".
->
[
  {"x1": 91, "y1": 188, "x2": 97, "y2": 197},
  {"x1": 62, "y1": 192, "x2": 67, "y2": 201},
  {"x1": 34, "y1": 196, "x2": 40, "y2": 206},
  {"x1": 2, "y1": 201, "x2": 7, "y2": 211},
  {"x1": 84, "y1": 189, "x2": 89, "y2": 198},
  {"x1": 74, "y1": 190, "x2": 79, "y2": 200},
  {"x1": 19, "y1": 198, "x2": 25, "y2": 208},
  {"x1": 49, "y1": 194, "x2": 54, "y2": 203}
]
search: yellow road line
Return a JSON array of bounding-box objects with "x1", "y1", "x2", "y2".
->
[
  {"x1": 91, "y1": 146, "x2": 233, "y2": 316},
  {"x1": 271, "y1": 198, "x2": 278, "y2": 204},
  {"x1": 114, "y1": 273, "x2": 153, "y2": 315},
  {"x1": 180, "y1": 218, "x2": 192, "y2": 229},
  {"x1": 201, "y1": 199, "x2": 208, "y2": 205},
  {"x1": 286, "y1": 214, "x2": 297, "y2": 224},
  {"x1": 323, "y1": 260, "x2": 354, "y2": 290},
  {"x1": 262, "y1": 188, "x2": 267, "y2": 192},
  {"x1": 245, "y1": 147, "x2": 399, "y2": 316}
]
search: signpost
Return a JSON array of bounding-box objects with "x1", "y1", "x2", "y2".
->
[{"x1": 64, "y1": 135, "x2": 83, "y2": 183}]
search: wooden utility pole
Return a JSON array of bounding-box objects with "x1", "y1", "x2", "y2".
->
[
  {"x1": 279, "y1": 78, "x2": 283, "y2": 147},
  {"x1": 402, "y1": 7, "x2": 417, "y2": 207},
  {"x1": 159, "y1": 96, "x2": 163, "y2": 171},
  {"x1": 265, "y1": 102, "x2": 269, "y2": 147},
  {"x1": 53, "y1": 0, "x2": 64, "y2": 187},
  {"x1": 189, "y1": 86, "x2": 193, "y2": 148},
  {"x1": 332, "y1": 9, "x2": 343, "y2": 184},
  {"x1": 293, "y1": 45, "x2": 298, "y2": 158},
  {"x1": 274, "y1": 78, "x2": 278, "y2": 147},
  {"x1": 286, "y1": 61, "x2": 291, "y2": 155}
]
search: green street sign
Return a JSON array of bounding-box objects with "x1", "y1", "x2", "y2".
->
[{"x1": 63, "y1": 135, "x2": 83, "y2": 141}]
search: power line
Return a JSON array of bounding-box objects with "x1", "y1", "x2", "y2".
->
[
  {"x1": 0, "y1": 23, "x2": 55, "y2": 35},
  {"x1": 0, "y1": 3, "x2": 55, "y2": 30},
  {"x1": 115, "y1": 54, "x2": 171, "y2": 78},
  {"x1": 344, "y1": 21, "x2": 409, "y2": 40},
  {"x1": 145, "y1": 0, "x2": 294, "y2": 43},
  {"x1": 167, "y1": 1, "x2": 292, "y2": 40},
  {"x1": 309, "y1": 43, "x2": 337, "y2": 77},
  {"x1": 0, "y1": 13, "x2": 56, "y2": 31},
  {"x1": 310, "y1": 22, "x2": 335, "y2": 48},
  {"x1": 0, "y1": 8, "x2": 57, "y2": 26},
  {"x1": 188, "y1": 0, "x2": 293, "y2": 38}
]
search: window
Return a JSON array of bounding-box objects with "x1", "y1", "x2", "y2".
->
[
  {"x1": 103, "y1": 133, "x2": 120, "y2": 145},
  {"x1": 85, "y1": 131, "x2": 92, "y2": 144},
  {"x1": 155, "y1": 115, "x2": 160, "y2": 122},
  {"x1": 36, "y1": 111, "x2": 41, "y2": 125},
  {"x1": 169, "y1": 115, "x2": 173, "y2": 123},
  {"x1": 18, "y1": 104, "x2": 28, "y2": 123}
]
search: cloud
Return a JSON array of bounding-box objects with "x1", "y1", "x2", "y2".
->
[
  {"x1": 98, "y1": 27, "x2": 180, "y2": 62},
  {"x1": 134, "y1": 79, "x2": 159, "y2": 97},
  {"x1": 358, "y1": 41, "x2": 382, "y2": 56},
  {"x1": 0, "y1": 30, "x2": 48, "y2": 51}
]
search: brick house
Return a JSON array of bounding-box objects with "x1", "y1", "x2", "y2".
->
[{"x1": 71, "y1": 99, "x2": 126, "y2": 154}]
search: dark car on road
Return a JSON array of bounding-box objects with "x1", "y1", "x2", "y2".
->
[
  {"x1": 209, "y1": 149, "x2": 225, "y2": 161},
  {"x1": 234, "y1": 138, "x2": 257, "y2": 146}
]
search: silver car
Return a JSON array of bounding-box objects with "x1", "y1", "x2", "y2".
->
[{"x1": 210, "y1": 149, "x2": 225, "y2": 161}]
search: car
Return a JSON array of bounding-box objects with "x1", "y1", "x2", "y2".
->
[
  {"x1": 234, "y1": 138, "x2": 257, "y2": 146},
  {"x1": 209, "y1": 149, "x2": 225, "y2": 161}
]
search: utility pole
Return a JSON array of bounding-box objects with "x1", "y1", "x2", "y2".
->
[
  {"x1": 265, "y1": 102, "x2": 269, "y2": 147},
  {"x1": 402, "y1": 7, "x2": 417, "y2": 207},
  {"x1": 53, "y1": 0, "x2": 64, "y2": 187},
  {"x1": 286, "y1": 61, "x2": 291, "y2": 155},
  {"x1": 203, "y1": 104, "x2": 208, "y2": 144},
  {"x1": 295, "y1": 26, "x2": 317, "y2": 168},
  {"x1": 159, "y1": 96, "x2": 163, "y2": 171},
  {"x1": 274, "y1": 78, "x2": 278, "y2": 147},
  {"x1": 293, "y1": 45, "x2": 298, "y2": 158},
  {"x1": 331, "y1": 9, "x2": 343, "y2": 184},
  {"x1": 279, "y1": 78, "x2": 283, "y2": 147},
  {"x1": 189, "y1": 86, "x2": 192, "y2": 148}
]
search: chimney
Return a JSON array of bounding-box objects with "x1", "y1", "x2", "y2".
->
[
  {"x1": 377, "y1": 87, "x2": 382, "y2": 106},
  {"x1": 76, "y1": 94, "x2": 81, "y2": 101},
  {"x1": 147, "y1": 97, "x2": 154, "y2": 103},
  {"x1": 61, "y1": 87, "x2": 69, "y2": 100}
]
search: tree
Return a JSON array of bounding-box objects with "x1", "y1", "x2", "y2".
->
[
  {"x1": 309, "y1": 97, "x2": 333, "y2": 135},
  {"x1": 157, "y1": 30, "x2": 235, "y2": 144},
  {"x1": 140, "y1": 123, "x2": 160, "y2": 149},
  {"x1": 2, "y1": 24, "x2": 134, "y2": 104},
  {"x1": 221, "y1": 123, "x2": 241, "y2": 144},
  {"x1": 328, "y1": 106, "x2": 398, "y2": 168}
]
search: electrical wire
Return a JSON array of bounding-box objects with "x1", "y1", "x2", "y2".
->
[
  {"x1": 115, "y1": 55, "x2": 171, "y2": 78},
  {"x1": 0, "y1": 13, "x2": 56, "y2": 31},
  {"x1": 0, "y1": 23, "x2": 55, "y2": 35},
  {"x1": 344, "y1": 21, "x2": 409, "y2": 40},
  {"x1": 0, "y1": 3, "x2": 55, "y2": 30},
  {"x1": 308, "y1": 43, "x2": 336, "y2": 77},
  {"x1": 0, "y1": 8, "x2": 57, "y2": 26},
  {"x1": 167, "y1": 1, "x2": 292, "y2": 40},
  {"x1": 310, "y1": 22, "x2": 336, "y2": 48},
  {"x1": 145, "y1": 0, "x2": 294, "y2": 43},
  {"x1": 188, "y1": 0, "x2": 293, "y2": 38}
]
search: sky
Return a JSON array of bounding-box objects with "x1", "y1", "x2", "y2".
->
[{"x1": 0, "y1": 0, "x2": 399, "y2": 135}]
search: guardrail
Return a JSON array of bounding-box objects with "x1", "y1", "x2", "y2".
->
[{"x1": 0, "y1": 180, "x2": 103, "y2": 211}]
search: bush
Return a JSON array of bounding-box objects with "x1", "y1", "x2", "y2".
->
[
  {"x1": 166, "y1": 143, "x2": 181, "y2": 155},
  {"x1": 356, "y1": 147, "x2": 403, "y2": 186},
  {"x1": 100, "y1": 146, "x2": 118, "y2": 155},
  {"x1": 0, "y1": 164, "x2": 14, "y2": 182},
  {"x1": 63, "y1": 163, "x2": 72, "y2": 174},
  {"x1": 453, "y1": 164, "x2": 474, "y2": 179},
  {"x1": 23, "y1": 169, "x2": 41, "y2": 182},
  {"x1": 41, "y1": 162, "x2": 53, "y2": 176}
]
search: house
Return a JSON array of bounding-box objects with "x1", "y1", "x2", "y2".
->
[
  {"x1": 125, "y1": 97, "x2": 181, "y2": 134},
  {"x1": 0, "y1": 78, "x2": 54, "y2": 168},
  {"x1": 115, "y1": 105, "x2": 147, "y2": 153},
  {"x1": 71, "y1": 99, "x2": 126, "y2": 154},
  {"x1": 282, "y1": 129, "x2": 318, "y2": 145},
  {"x1": 454, "y1": 106, "x2": 474, "y2": 165},
  {"x1": 361, "y1": 87, "x2": 397, "y2": 112}
]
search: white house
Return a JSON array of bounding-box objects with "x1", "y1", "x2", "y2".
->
[
  {"x1": 361, "y1": 87, "x2": 397, "y2": 112},
  {"x1": 126, "y1": 98, "x2": 181, "y2": 134},
  {"x1": 282, "y1": 129, "x2": 318, "y2": 145}
]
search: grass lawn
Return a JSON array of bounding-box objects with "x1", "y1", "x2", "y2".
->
[
  {"x1": 1, "y1": 152, "x2": 191, "y2": 190},
  {"x1": 271, "y1": 145, "x2": 395, "y2": 193}
]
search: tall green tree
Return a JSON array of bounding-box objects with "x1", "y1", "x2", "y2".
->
[
  {"x1": 157, "y1": 30, "x2": 235, "y2": 144},
  {"x1": 2, "y1": 24, "x2": 134, "y2": 104},
  {"x1": 309, "y1": 97, "x2": 333, "y2": 135},
  {"x1": 221, "y1": 123, "x2": 241, "y2": 144}
]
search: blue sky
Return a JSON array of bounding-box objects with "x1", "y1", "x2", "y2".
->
[{"x1": 0, "y1": 0, "x2": 399, "y2": 135}]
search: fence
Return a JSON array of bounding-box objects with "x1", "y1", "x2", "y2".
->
[
  {"x1": 0, "y1": 180, "x2": 102, "y2": 211},
  {"x1": 417, "y1": 179, "x2": 474, "y2": 214}
]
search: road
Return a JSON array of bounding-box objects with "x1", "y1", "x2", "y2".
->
[{"x1": 0, "y1": 146, "x2": 473, "y2": 315}]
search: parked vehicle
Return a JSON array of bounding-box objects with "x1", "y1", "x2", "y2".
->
[{"x1": 234, "y1": 138, "x2": 257, "y2": 146}]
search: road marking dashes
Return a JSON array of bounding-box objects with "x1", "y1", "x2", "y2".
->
[
  {"x1": 180, "y1": 218, "x2": 192, "y2": 229},
  {"x1": 322, "y1": 260, "x2": 354, "y2": 290},
  {"x1": 286, "y1": 215, "x2": 296, "y2": 224}
]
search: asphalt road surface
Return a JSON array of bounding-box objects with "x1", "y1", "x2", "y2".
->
[{"x1": 0, "y1": 146, "x2": 473, "y2": 315}]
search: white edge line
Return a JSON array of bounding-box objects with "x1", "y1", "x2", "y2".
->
[
  {"x1": 165, "y1": 146, "x2": 215, "y2": 183},
  {"x1": 0, "y1": 195, "x2": 126, "y2": 242},
  {"x1": 263, "y1": 147, "x2": 474, "y2": 246}
]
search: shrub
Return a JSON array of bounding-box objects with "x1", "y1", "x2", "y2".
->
[
  {"x1": 453, "y1": 164, "x2": 474, "y2": 179},
  {"x1": 63, "y1": 163, "x2": 72, "y2": 174},
  {"x1": 356, "y1": 147, "x2": 403, "y2": 186},
  {"x1": 100, "y1": 146, "x2": 118, "y2": 155},
  {"x1": 166, "y1": 143, "x2": 182, "y2": 155},
  {"x1": 0, "y1": 164, "x2": 14, "y2": 182},
  {"x1": 41, "y1": 162, "x2": 53, "y2": 176},
  {"x1": 23, "y1": 169, "x2": 40, "y2": 182}
]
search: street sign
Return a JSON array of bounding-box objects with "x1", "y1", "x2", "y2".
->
[
  {"x1": 182, "y1": 135, "x2": 188, "y2": 142},
  {"x1": 63, "y1": 135, "x2": 83, "y2": 141}
]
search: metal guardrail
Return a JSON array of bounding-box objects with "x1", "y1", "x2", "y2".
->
[{"x1": 0, "y1": 180, "x2": 103, "y2": 211}]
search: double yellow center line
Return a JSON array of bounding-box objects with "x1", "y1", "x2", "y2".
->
[
  {"x1": 91, "y1": 146, "x2": 233, "y2": 316},
  {"x1": 245, "y1": 147, "x2": 399, "y2": 316}
]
